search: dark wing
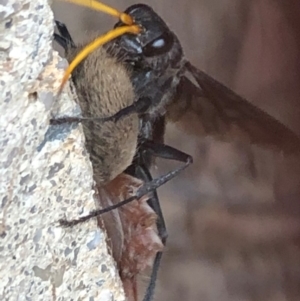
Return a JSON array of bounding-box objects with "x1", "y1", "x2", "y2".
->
[{"x1": 166, "y1": 61, "x2": 300, "y2": 156}]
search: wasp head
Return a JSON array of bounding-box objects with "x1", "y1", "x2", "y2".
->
[{"x1": 114, "y1": 4, "x2": 183, "y2": 74}]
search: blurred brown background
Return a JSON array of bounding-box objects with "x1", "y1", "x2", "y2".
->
[{"x1": 52, "y1": 1, "x2": 300, "y2": 300}]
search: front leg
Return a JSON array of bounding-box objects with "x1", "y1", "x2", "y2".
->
[{"x1": 54, "y1": 20, "x2": 76, "y2": 50}]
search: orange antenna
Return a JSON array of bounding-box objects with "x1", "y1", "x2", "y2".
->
[
  {"x1": 60, "y1": 0, "x2": 134, "y2": 25},
  {"x1": 58, "y1": 25, "x2": 141, "y2": 94}
]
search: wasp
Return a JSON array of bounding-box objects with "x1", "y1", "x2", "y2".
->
[{"x1": 52, "y1": 2, "x2": 192, "y2": 300}]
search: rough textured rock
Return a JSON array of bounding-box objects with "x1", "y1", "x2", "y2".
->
[{"x1": 0, "y1": 1, "x2": 125, "y2": 300}]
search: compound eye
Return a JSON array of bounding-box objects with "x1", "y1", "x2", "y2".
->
[{"x1": 142, "y1": 31, "x2": 174, "y2": 57}]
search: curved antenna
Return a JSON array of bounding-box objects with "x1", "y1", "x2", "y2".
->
[
  {"x1": 60, "y1": 0, "x2": 134, "y2": 25},
  {"x1": 58, "y1": 25, "x2": 141, "y2": 94}
]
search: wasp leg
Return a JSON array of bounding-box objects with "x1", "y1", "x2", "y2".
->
[
  {"x1": 125, "y1": 140, "x2": 192, "y2": 301},
  {"x1": 132, "y1": 164, "x2": 167, "y2": 301},
  {"x1": 140, "y1": 139, "x2": 191, "y2": 163},
  {"x1": 59, "y1": 141, "x2": 192, "y2": 227},
  {"x1": 53, "y1": 33, "x2": 70, "y2": 51},
  {"x1": 54, "y1": 20, "x2": 76, "y2": 49},
  {"x1": 50, "y1": 97, "x2": 152, "y2": 126},
  {"x1": 132, "y1": 164, "x2": 167, "y2": 243}
]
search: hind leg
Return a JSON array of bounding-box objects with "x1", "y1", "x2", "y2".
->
[{"x1": 131, "y1": 163, "x2": 167, "y2": 301}]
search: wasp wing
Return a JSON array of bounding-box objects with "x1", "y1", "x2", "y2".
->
[{"x1": 167, "y1": 61, "x2": 300, "y2": 155}]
